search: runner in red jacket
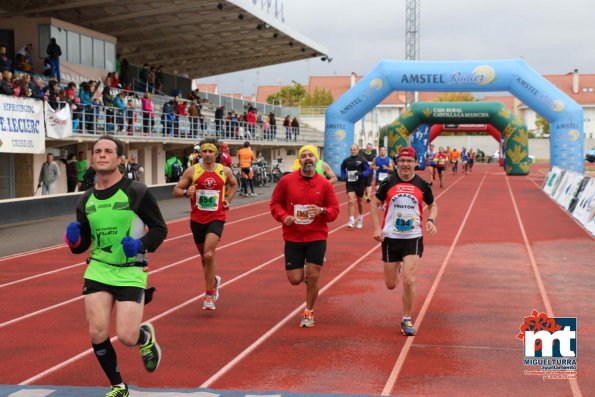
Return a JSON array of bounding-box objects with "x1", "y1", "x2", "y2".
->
[{"x1": 270, "y1": 145, "x2": 339, "y2": 328}]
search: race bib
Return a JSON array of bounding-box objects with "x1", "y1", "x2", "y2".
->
[
  {"x1": 347, "y1": 170, "x2": 358, "y2": 182},
  {"x1": 378, "y1": 172, "x2": 388, "y2": 181},
  {"x1": 393, "y1": 213, "x2": 415, "y2": 233},
  {"x1": 196, "y1": 189, "x2": 220, "y2": 211},
  {"x1": 294, "y1": 204, "x2": 314, "y2": 225}
]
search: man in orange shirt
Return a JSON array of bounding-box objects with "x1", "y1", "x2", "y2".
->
[
  {"x1": 237, "y1": 141, "x2": 256, "y2": 197},
  {"x1": 449, "y1": 147, "x2": 460, "y2": 175}
]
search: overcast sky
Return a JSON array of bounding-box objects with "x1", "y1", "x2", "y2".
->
[{"x1": 197, "y1": 0, "x2": 595, "y2": 95}]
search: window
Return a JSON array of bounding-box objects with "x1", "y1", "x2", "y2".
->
[
  {"x1": 80, "y1": 35, "x2": 92, "y2": 66},
  {"x1": 104, "y1": 42, "x2": 115, "y2": 72},
  {"x1": 67, "y1": 31, "x2": 80, "y2": 64},
  {"x1": 93, "y1": 38, "x2": 104, "y2": 69},
  {"x1": 50, "y1": 26, "x2": 67, "y2": 58},
  {"x1": 38, "y1": 25, "x2": 50, "y2": 60}
]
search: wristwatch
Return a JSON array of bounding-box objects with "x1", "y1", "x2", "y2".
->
[
  {"x1": 320, "y1": 207, "x2": 327, "y2": 215},
  {"x1": 427, "y1": 218, "x2": 436, "y2": 225},
  {"x1": 183, "y1": 189, "x2": 188, "y2": 197}
]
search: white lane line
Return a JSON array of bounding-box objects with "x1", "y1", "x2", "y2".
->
[
  {"x1": 505, "y1": 176, "x2": 583, "y2": 397},
  {"x1": 199, "y1": 245, "x2": 380, "y2": 388},
  {"x1": 17, "y1": 203, "x2": 353, "y2": 384},
  {"x1": 381, "y1": 172, "x2": 488, "y2": 396}
]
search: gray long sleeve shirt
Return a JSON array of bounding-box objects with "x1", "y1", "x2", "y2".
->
[{"x1": 39, "y1": 161, "x2": 60, "y2": 185}]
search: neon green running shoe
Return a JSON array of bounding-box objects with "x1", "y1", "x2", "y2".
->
[
  {"x1": 139, "y1": 323, "x2": 161, "y2": 372},
  {"x1": 106, "y1": 384, "x2": 128, "y2": 397}
]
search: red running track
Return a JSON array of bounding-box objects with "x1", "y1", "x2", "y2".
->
[{"x1": 0, "y1": 163, "x2": 593, "y2": 396}]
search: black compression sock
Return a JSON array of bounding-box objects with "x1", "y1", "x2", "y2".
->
[{"x1": 92, "y1": 339, "x2": 122, "y2": 385}]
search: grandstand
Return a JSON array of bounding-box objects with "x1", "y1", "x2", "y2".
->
[{"x1": 0, "y1": 0, "x2": 329, "y2": 199}]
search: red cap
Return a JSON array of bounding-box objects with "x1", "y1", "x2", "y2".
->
[
  {"x1": 221, "y1": 142, "x2": 228, "y2": 149},
  {"x1": 398, "y1": 147, "x2": 416, "y2": 159}
]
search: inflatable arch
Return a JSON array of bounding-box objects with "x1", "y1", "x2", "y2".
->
[
  {"x1": 390, "y1": 101, "x2": 528, "y2": 174},
  {"x1": 324, "y1": 59, "x2": 584, "y2": 175}
]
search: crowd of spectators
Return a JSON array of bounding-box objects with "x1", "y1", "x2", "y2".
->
[{"x1": 1, "y1": 42, "x2": 302, "y2": 141}]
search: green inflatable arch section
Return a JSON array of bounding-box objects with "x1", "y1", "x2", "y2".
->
[{"x1": 389, "y1": 101, "x2": 530, "y2": 175}]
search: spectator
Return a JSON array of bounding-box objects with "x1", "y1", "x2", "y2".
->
[
  {"x1": 29, "y1": 77, "x2": 47, "y2": 100},
  {"x1": 78, "y1": 165, "x2": 96, "y2": 191},
  {"x1": 269, "y1": 112, "x2": 277, "y2": 139},
  {"x1": 215, "y1": 105, "x2": 225, "y2": 137},
  {"x1": 188, "y1": 99, "x2": 200, "y2": 138},
  {"x1": 0, "y1": 71, "x2": 14, "y2": 96},
  {"x1": 161, "y1": 100, "x2": 175, "y2": 136},
  {"x1": 46, "y1": 38, "x2": 62, "y2": 82},
  {"x1": 124, "y1": 155, "x2": 144, "y2": 181},
  {"x1": 283, "y1": 115, "x2": 291, "y2": 141},
  {"x1": 0, "y1": 45, "x2": 12, "y2": 73},
  {"x1": 76, "y1": 151, "x2": 88, "y2": 190},
  {"x1": 42, "y1": 57, "x2": 52, "y2": 77},
  {"x1": 38, "y1": 153, "x2": 60, "y2": 195},
  {"x1": 102, "y1": 86, "x2": 115, "y2": 132},
  {"x1": 219, "y1": 142, "x2": 232, "y2": 167},
  {"x1": 126, "y1": 98, "x2": 135, "y2": 135},
  {"x1": 165, "y1": 155, "x2": 183, "y2": 183},
  {"x1": 246, "y1": 106, "x2": 257, "y2": 138},
  {"x1": 291, "y1": 116, "x2": 300, "y2": 141},
  {"x1": 155, "y1": 65, "x2": 164, "y2": 92},
  {"x1": 60, "y1": 152, "x2": 78, "y2": 193},
  {"x1": 141, "y1": 92, "x2": 155, "y2": 135},
  {"x1": 139, "y1": 63, "x2": 149, "y2": 91}
]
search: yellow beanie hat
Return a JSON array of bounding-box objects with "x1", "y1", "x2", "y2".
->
[{"x1": 297, "y1": 145, "x2": 319, "y2": 161}]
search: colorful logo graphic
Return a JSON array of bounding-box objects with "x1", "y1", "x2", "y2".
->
[
  {"x1": 550, "y1": 100, "x2": 565, "y2": 112},
  {"x1": 370, "y1": 78, "x2": 383, "y2": 90},
  {"x1": 472, "y1": 65, "x2": 497, "y2": 85},
  {"x1": 335, "y1": 129, "x2": 346, "y2": 141},
  {"x1": 568, "y1": 129, "x2": 580, "y2": 141},
  {"x1": 518, "y1": 310, "x2": 577, "y2": 380}
]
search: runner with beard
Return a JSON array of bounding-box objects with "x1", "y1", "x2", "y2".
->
[{"x1": 270, "y1": 145, "x2": 339, "y2": 328}]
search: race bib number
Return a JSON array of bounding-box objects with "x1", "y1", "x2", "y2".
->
[
  {"x1": 393, "y1": 213, "x2": 414, "y2": 233},
  {"x1": 347, "y1": 170, "x2": 358, "y2": 182},
  {"x1": 196, "y1": 189, "x2": 220, "y2": 211},
  {"x1": 378, "y1": 172, "x2": 388, "y2": 181},
  {"x1": 294, "y1": 204, "x2": 314, "y2": 225}
]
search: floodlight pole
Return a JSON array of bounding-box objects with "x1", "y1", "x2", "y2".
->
[{"x1": 405, "y1": 0, "x2": 420, "y2": 109}]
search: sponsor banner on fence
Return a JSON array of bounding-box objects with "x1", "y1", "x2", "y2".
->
[
  {"x1": 0, "y1": 95, "x2": 45, "y2": 154},
  {"x1": 571, "y1": 177, "x2": 595, "y2": 236},
  {"x1": 542, "y1": 166, "x2": 563, "y2": 197},
  {"x1": 45, "y1": 103, "x2": 73, "y2": 139},
  {"x1": 557, "y1": 172, "x2": 584, "y2": 210},
  {"x1": 552, "y1": 170, "x2": 579, "y2": 206}
]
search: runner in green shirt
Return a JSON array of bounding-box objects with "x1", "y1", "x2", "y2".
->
[{"x1": 64, "y1": 135, "x2": 167, "y2": 397}]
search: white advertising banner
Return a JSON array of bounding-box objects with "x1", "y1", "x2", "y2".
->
[
  {"x1": 45, "y1": 103, "x2": 73, "y2": 139},
  {"x1": 0, "y1": 95, "x2": 45, "y2": 154},
  {"x1": 571, "y1": 177, "x2": 595, "y2": 236}
]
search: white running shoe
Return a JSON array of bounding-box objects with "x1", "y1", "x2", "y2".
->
[
  {"x1": 356, "y1": 217, "x2": 363, "y2": 229},
  {"x1": 347, "y1": 219, "x2": 355, "y2": 228},
  {"x1": 202, "y1": 295, "x2": 216, "y2": 310}
]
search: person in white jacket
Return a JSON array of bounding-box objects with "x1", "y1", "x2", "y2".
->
[{"x1": 38, "y1": 153, "x2": 60, "y2": 195}]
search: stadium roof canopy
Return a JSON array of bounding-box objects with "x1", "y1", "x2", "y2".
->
[{"x1": 0, "y1": 0, "x2": 329, "y2": 78}]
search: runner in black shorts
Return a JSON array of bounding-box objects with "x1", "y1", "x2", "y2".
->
[
  {"x1": 360, "y1": 143, "x2": 376, "y2": 202},
  {"x1": 284, "y1": 240, "x2": 326, "y2": 270},
  {"x1": 190, "y1": 220, "x2": 225, "y2": 244},
  {"x1": 341, "y1": 144, "x2": 370, "y2": 229},
  {"x1": 371, "y1": 146, "x2": 438, "y2": 337},
  {"x1": 270, "y1": 145, "x2": 340, "y2": 328}
]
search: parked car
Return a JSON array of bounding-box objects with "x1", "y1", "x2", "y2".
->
[
  {"x1": 489, "y1": 150, "x2": 536, "y2": 163},
  {"x1": 586, "y1": 147, "x2": 595, "y2": 163}
]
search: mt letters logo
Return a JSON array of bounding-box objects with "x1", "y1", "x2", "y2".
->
[{"x1": 517, "y1": 310, "x2": 577, "y2": 379}]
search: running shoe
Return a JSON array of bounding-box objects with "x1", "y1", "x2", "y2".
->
[
  {"x1": 356, "y1": 218, "x2": 363, "y2": 229},
  {"x1": 347, "y1": 219, "x2": 355, "y2": 228},
  {"x1": 213, "y1": 275, "x2": 221, "y2": 301},
  {"x1": 300, "y1": 309, "x2": 315, "y2": 328},
  {"x1": 401, "y1": 319, "x2": 416, "y2": 336},
  {"x1": 139, "y1": 323, "x2": 161, "y2": 372},
  {"x1": 106, "y1": 384, "x2": 129, "y2": 397},
  {"x1": 203, "y1": 294, "x2": 216, "y2": 310}
]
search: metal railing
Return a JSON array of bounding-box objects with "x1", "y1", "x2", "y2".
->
[{"x1": 68, "y1": 102, "x2": 323, "y2": 145}]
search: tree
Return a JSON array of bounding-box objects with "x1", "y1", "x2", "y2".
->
[
  {"x1": 535, "y1": 114, "x2": 550, "y2": 137},
  {"x1": 378, "y1": 124, "x2": 390, "y2": 148},
  {"x1": 266, "y1": 83, "x2": 306, "y2": 107},
  {"x1": 301, "y1": 87, "x2": 334, "y2": 107},
  {"x1": 435, "y1": 92, "x2": 476, "y2": 102}
]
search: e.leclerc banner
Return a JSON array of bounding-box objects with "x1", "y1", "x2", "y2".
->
[{"x1": 0, "y1": 95, "x2": 45, "y2": 154}]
